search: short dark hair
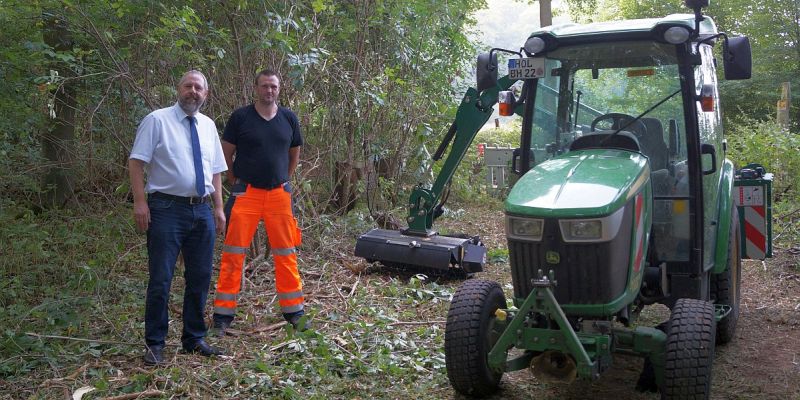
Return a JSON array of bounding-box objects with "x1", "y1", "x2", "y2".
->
[{"x1": 254, "y1": 69, "x2": 279, "y2": 86}]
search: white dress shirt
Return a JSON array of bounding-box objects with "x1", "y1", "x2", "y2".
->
[{"x1": 130, "y1": 103, "x2": 227, "y2": 197}]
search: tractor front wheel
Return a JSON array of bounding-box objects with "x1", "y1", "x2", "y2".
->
[
  {"x1": 445, "y1": 279, "x2": 507, "y2": 397},
  {"x1": 662, "y1": 298, "x2": 716, "y2": 400}
]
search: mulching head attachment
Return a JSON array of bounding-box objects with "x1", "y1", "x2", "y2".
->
[{"x1": 354, "y1": 228, "x2": 486, "y2": 275}]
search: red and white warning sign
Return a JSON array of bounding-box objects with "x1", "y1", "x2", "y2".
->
[{"x1": 736, "y1": 186, "x2": 767, "y2": 259}]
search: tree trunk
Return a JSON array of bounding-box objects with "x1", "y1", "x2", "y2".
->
[
  {"x1": 42, "y1": 11, "x2": 77, "y2": 208},
  {"x1": 336, "y1": 0, "x2": 372, "y2": 215},
  {"x1": 540, "y1": 0, "x2": 553, "y2": 27}
]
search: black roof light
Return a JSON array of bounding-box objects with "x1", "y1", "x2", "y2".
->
[
  {"x1": 664, "y1": 26, "x2": 691, "y2": 44},
  {"x1": 523, "y1": 34, "x2": 558, "y2": 56}
]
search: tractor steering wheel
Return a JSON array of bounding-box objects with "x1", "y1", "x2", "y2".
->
[{"x1": 591, "y1": 113, "x2": 648, "y2": 137}]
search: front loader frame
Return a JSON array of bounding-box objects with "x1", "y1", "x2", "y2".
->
[{"x1": 487, "y1": 271, "x2": 666, "y2": 386}]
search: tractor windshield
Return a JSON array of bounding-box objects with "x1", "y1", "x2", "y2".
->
[{"x1": 529, "y1": 40, "x2": 691, "y2": 261}]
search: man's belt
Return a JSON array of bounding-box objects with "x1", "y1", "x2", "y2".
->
[
  {"x1": 238, "y1": 179, "x2": 286, "y2": 190},
  {"x1": 150, "y1": 191, "x2": 210, "y2": 205}
]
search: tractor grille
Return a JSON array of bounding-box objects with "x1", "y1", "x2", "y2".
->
[{"x1": 508, "y1": 209, "x2": 633, "y2": 307}]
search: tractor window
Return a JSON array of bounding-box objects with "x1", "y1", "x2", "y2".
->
[
  {"x1": 532, "y1": 40, "x2": 692, "y2": 262},
  {"x1": 532, "y1": 59, "x2": 563, "y2": 150}
]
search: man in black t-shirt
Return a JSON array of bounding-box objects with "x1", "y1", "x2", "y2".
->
[{"x1": 212, "y1": 69, "x2": 307, "y2": 332}]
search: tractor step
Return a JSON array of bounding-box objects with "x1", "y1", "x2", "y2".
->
[{"x1": 354, "y1": 228, "x2": 486, "y2": 273}]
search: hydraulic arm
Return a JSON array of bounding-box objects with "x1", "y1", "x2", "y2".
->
[
  {"x1": 354, "y1": 76, "x2": 515, "y2": 274},
  {"x1": 407, "y1": 76, "x2": 515, "y2": 235}
]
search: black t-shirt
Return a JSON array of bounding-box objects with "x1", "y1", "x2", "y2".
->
[{"x1": 223, "y1": 105, "x2": 303, "y2": 188}]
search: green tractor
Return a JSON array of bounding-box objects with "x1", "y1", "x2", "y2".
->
[{"x1": 356, "y1": 1, "x2": 762, "y2": 398}]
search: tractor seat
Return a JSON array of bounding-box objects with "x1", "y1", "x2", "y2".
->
[
  {"x1": 650, "y1": 168, "x2": 673, "y2": 196},
  {"x1": 569, "y1": 130, "x2": 641, "y2": 152},
  {"x1": 638, "y1": 118, "x2": 669, "y2": 170}
]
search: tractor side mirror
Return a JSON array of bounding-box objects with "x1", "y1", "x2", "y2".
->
[
  {"x1": 476, "y1": 52, "x2": 498, "y2": 93},
  {"x1": 701, "y1": 143, "x2": 717, "y2": 175},
  {"x1": 722, "y1": 36, "x2": 752, "y2": 80}
]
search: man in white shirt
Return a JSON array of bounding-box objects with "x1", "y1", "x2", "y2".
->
[{"x1": 129, "y1": 70, "x2": 227, "y2": 366}]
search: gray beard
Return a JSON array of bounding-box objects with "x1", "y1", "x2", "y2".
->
[{"x1": 179, "y1": 98, "x2": 203, "y2": 115}]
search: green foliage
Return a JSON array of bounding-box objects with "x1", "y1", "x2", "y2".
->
[
  {"x1": 725, "y1": 115, "x2": 800, "y2": 247},
  {"x1": 726, "y1": 117, "x2": 800, "y2": 201},
  {"x1": 0, "y1": 201, "x2": 144, "y2": 377},
  {"x1": 170, "y1": 274, "x2": 452, "y2": 399},
  {"x1": 487, "y1": 248, "x2": 510, "y2": 264}
]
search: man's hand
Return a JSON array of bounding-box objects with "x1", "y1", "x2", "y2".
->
[
  {"x1": 128, "y1": 158, "x2": 150, "y2": 233},
  {"x1": 133, "y1": 200, "x2": 150, "y2": 232},
  {"x1": 214, "y1": 207, "x2": 226, "y2": 235},
  {"x1": 222, "y1": 141, "x2": 236, "y2": 186}
]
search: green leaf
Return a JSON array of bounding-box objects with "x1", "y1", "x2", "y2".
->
[{"x1": 311, "y1": 0, "x2": 328, "y2": 13}]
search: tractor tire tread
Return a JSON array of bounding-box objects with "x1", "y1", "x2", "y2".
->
[
  {"x1": 445, "y1": 279, "x2": 505, "y2": 397},
  {"x1": 662, "y1": 298, "x2": 716, "y2": 400}
]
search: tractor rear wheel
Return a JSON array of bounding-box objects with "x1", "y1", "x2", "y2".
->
[
  {"x1": 445, "y1": 279, "x2": 506, "y2": 397},
  {"x1": 662, "y1": 298, "x2": 716, "y2": 400},
  {"x1": 711, "y1": 211, "x2": 742, "y2": 345}
]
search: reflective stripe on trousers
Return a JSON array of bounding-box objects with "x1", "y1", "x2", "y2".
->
[{"x1": 214, "y1": 183, "x2": 304, "y2": 316}]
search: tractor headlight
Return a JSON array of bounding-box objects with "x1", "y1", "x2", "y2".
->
[
  {"x1": 565, "y1": 220, "x2": 602, "y2": 239},
  {"x1": 506, "y1": 216, "x2": 544, "y2": 241},
  {"x1": 559, "y1": 207, "x2": 625, "y2": 243}
]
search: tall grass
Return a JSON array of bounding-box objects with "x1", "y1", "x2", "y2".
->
[{"x1": 0, "y1": 199, "x2": 147, "y2": 377}]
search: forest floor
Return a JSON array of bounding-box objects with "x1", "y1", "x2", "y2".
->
[{"x1": 2, "y1": 199, "x2": 799, "y2": 399}]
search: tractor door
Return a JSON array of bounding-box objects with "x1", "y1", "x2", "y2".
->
[{"x1": 695, "y1": 43, "x2": 724, "y2": 272}]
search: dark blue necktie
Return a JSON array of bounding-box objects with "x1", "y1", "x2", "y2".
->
[{"x1": 188, "y1": 116, "x2": 205, "y2": 197}]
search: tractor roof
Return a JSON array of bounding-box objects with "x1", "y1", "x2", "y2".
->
[{"x1": 528, "y1": 14, "x2": 718, "y2": 41}]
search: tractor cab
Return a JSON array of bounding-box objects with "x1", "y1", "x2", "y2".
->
[{"x1": 486, "y1": 12, "x2": 752, "y2": 309}]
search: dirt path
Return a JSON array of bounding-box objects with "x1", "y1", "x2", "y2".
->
[{"x1": 434, "y1": 202, "x2": 800, "y2": 400}]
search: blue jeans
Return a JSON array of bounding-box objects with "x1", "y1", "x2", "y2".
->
[{"x1": 144, "y1": 196, "x2": 215, "y2": 349}]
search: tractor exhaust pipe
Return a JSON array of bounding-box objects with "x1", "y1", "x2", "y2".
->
[{"x1": 530, "y1": 350, "x2": 578, "y2": 384}]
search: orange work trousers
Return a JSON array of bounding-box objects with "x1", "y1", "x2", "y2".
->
[{"x1": 214, "y1": 182, "x2": 303, "y2": 318}]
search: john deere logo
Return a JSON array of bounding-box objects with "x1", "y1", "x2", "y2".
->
[{"x1": 546, "y1": 251, "x2": 560, "y2": 264}]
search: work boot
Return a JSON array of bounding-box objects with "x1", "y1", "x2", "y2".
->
[
  {"x1": 143, "y1": 345, "x2": 165, "y2": 366},
  {"x1": 210, "y1": 318, "x2": 231, "y2": 337},
  {"x1": 283, "y1": 310, "x2": 310, "y2": 332}
]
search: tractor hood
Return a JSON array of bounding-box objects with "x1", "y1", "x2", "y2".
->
[{"x1": 505, "y1": 149, "x2": 649, "y2": 218}]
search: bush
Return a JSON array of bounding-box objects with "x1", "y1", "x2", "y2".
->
[{"x1": 727, "y1": 117, "x2": 800, "y2": 202}]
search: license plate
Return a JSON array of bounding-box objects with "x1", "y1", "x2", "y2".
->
[{"x1": 508, "y1": 57, "x2": 546, "y2": 80}]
